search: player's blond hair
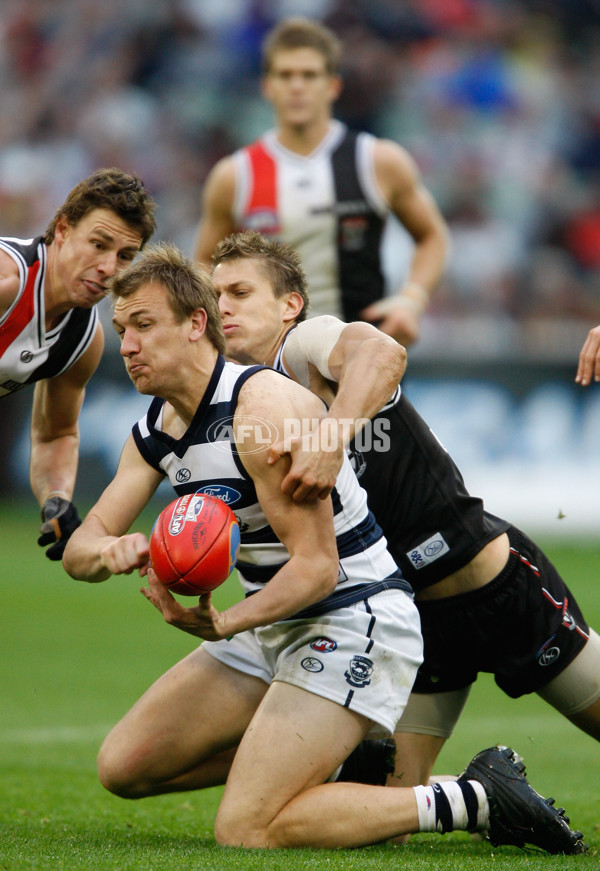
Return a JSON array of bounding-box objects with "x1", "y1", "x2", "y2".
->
[
  {"x1": 109, "y1": 242, "x2": 226, "y2": 354},
  {"x1": 212, "y1": 230, "x2": 309, "y2": 323},
  {"x1": 262, "y1": 17, "x2": 342, "y2": 75}
]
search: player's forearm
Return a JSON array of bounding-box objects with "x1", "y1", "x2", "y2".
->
[
  {"x1": 397, "y1": 225, "x2": 449, "y2": 310},
  {"x1": 326, "y1": 336, "x2": 405, "y2": 444},
  {"x1": 29, "y1": 433, "x2": 79, "y2": 506},
  {"x1": 221, "y1": 553, "x2": 338, "y2": 636},
  {"x1": 62, "y1": 516, "x2": 115, "y2": 583}
]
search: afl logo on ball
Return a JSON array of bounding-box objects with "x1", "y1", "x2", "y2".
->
[{"x1": 538, "y1": 646, "x2": 560, "y2": 666}]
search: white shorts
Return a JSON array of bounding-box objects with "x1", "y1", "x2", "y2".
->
[
  {"x1": 396, "y1": 627, "x2": 600, "y2": 739},
  {"x1": 202, "y1": 588, "x2": 423, "y2": 738}
]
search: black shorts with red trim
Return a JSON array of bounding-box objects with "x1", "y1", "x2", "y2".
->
[{"x1": 412, "y1": 525, "x2": 590, "y2": 698}]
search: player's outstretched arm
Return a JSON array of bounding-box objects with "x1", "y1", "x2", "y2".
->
[
  {"x1": 63, "y1": 435, "x2": 163, "y2": 583},
  {"x1": 271, "y1": 318, "x2": 405, "y2": 501},
  {"x1": 575, "y1": 324, "x2": 600, "y2": 386},
  {"x1": 31, "y1": 325, "x2": 104, "y2": 559}
]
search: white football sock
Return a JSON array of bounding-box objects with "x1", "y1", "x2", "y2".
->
[{"x1": 414, "y1": 780, "x2": 489, "y2": 833}]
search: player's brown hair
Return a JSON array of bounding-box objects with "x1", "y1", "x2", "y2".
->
[
  {"x1": 109, "y1": 242, "x2": 226, "y2": 354},
  {"x1": 212, "y1": 230, "x2": 309, "y2": 323},
  {"x1": 43, "y1": 167, "x2": 157, "y2": 246},
  {"x1": 262, "y1": 17, "x2": 342, "y2": 75}
]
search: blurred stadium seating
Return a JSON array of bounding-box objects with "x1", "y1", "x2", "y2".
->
[{"x1": 2, "y1": 0, "x2": 599, "y2": 528}]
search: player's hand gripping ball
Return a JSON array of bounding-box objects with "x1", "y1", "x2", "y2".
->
[{"x1": 149, "y1": 494, "x2": 240, "y2": 596}]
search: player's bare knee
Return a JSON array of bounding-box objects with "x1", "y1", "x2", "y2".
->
[
  {"x1": 214, "y1": 812, "x2": 264, "y2": 848},
  {"x1": 214, "y1": 825, "x2": 266, "y2": 849},
  {"x1": 216, "y1": 802, "x2": 309, "y2": 849},
  {"x1": 97, "y1": 737, "x2": 143, "y2": 798},
  {"x1": 97, "y1": 748, "x2": 129, "y2": 797},
  {"x1": 214, "y1": 802, "x2": 274, "y2": 848}
]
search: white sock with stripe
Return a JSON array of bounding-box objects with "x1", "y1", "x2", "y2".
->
[{"x1": 414, "y1": 780, "x2": 489, "y2": 833}]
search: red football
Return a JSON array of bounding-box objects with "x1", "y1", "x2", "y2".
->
[{"x1": 149, "y1": 493, "x2": 240, "y2": 596}]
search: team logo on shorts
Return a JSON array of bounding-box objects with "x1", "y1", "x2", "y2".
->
[
  {"x1": 345, "y1": 655, "x2": 374, "y2": 688},
  {"x1": 301, "y1": 657, "x2": 324, "y2": 673},
  {"x1": 310, "y1": 637, "x2": 337, "y2": 653},
  {"x1": 538, "y1": 646, "x2": 560, "y2": 666}
]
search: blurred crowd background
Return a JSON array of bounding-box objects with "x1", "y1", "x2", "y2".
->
[
  {"x1": 2, "y1": 0, "x2": 600, "y2": 360},
  {"x1": 2, "y1": 0, "x2": 600, "y2": 530}
]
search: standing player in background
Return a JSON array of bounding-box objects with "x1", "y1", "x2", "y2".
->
[
  {"x1": 194, "y1": 17, "x2": 449, "y2": 347},
  {"x1": 0, "y1": 168, "x2": 156, "y2": 558}
]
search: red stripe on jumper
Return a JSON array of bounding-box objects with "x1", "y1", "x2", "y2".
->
[
  {"x1": 246, "y1": 142, "x2": 279, "y2": 224},
  {"x1": 0, "y1": 259, "x2": 40, "y2": 357}
]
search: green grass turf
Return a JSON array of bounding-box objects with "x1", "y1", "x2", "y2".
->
[{"x1": 1, "y1": 500, "x2": 599, "y2": 869}]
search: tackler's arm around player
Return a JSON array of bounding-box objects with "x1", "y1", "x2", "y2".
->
[{"x1": 270, "y1": 318, "x2": 406, "y2": 502}]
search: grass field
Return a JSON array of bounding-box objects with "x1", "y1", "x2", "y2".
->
[{"x1": 1, "y1": 499, "x2": 599, "y2": 869}]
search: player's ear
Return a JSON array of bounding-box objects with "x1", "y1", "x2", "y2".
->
[
  {"x1": 328, "y1": 74, "x2": 342, "y2": 102},
  {"x1": 189, "y1": 308, "x2": 208, "y2": 341},
  {"x1": 282, "y1": 291, "x2": 305, "y2": 324},
  {"x1": 54, "y1": 215, "x2": 71, "y2": 245},
  {"x1": 260, "y1": 74, "x2": 273, "y2": 103}
]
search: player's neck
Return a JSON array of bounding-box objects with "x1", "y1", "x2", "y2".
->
[
  {"x1": 163, "y1": 347, "x2": 219, "y2": 429},
  {"x1": 43, "y1": 243, "x2": 69, "y2": 328},
  {"x1": 261, "y1": 323, "x2": 297, "y2": 367},
  {"x1": 275, "y1": 118, "x2": 332, "y2": 156}
]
